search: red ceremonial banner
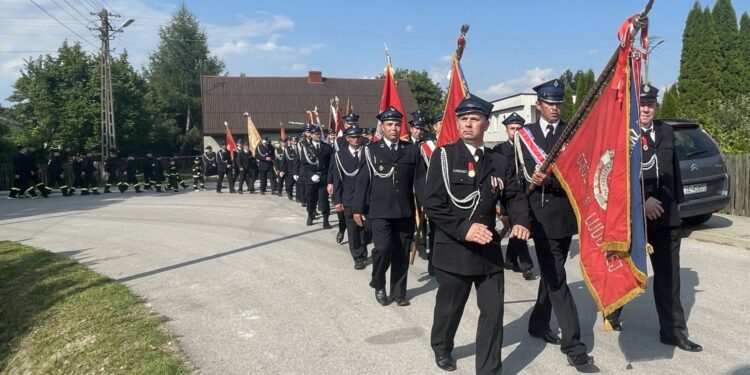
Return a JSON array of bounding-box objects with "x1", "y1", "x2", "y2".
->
[
  {"x1": 437, "y1": 57, "x2": 467, "y2": 147},
  {"x1": 379, "y1": 63, "x2": 408, "y2": 140}
]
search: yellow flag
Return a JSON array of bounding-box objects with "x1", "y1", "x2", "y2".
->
[{"x1": 246, "y1": 114, "x2": 262, "y2": 157}]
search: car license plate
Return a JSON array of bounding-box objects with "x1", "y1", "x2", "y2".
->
[{"x1": 684, "y1": 183, "x2": 707, "y2": 195}]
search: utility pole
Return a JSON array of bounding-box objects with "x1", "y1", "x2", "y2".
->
[{"x1": 90, "y1": 9, "x2": 134, "y2": 169}]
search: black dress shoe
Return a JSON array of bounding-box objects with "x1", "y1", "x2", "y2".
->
[
  {"x1": 354, "y1": 261, "x2": 365, "y2": 270},
  {"x1": 503, "y1": 261, "x2": 514, "y2": 270},
  {"x1": 522, "y1": 269, "x2": 534, "y2": 280},
  {"x1": 606, "y1": 316, "x2": 622, "y2": 331},
  {"x1": 393, "y1": 297, "x2": 410, "y2": 307},
  {"x1": 567, "y1": 352, "x2": 594, "y2": 367},
  {"x1": 306, "y1": 217, "x2": 313, "y2": 226},
  {"x1": 375, "y1": 289, "x2": 389, "y2": 306},
  {"x1": 323, "y1": 221, "x2": 332, "y2": 229},
  {"x1": 660, "y1": 336, "x2": 702, "y2": 352},
  {"x1": 529, "y1": 330, "x2": 561, "y2": 345},
  {"x1": 435, "y1": 354, "x2": 456, "y2": 371},
  {"x1": 336, "y1": 231, "x2": 345, "y2": 244}
]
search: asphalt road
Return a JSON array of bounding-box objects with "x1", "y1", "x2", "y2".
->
[{"x1": 1, "y1": 188, "x2": 749, "y2": 375}]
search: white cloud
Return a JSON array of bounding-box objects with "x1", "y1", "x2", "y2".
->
[
  {"x1": 481, "y1": 67, "x2": 554, "y2": 98},
  {"x1": 438, "y1": 55, "x2": 452, "y2": 62},
  {"x1": 289, "y1": 63, "x2": 307, "y2": 71},
  {"x1": 405, "y1": 25, "x2": 413, "y2": 32}
]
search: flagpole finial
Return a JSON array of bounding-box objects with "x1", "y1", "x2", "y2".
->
[
  {"x1": 384, "y1": 43, "x2": 392, "y2": 66},
  {"x1": 224, "y1": 121, "x2": 228, "y2": 127},
  {"x1": 456, "y1": 24, "x2": 470, "y2": 61}
]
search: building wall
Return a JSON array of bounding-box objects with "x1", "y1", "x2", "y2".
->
[{"x1": 486, "y1": 93, "x2": 538, "y2": 147}]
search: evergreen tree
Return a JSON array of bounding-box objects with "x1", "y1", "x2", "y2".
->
[
  {"x1": 678, "y1": 3, "x2": 722, "y2": 117},
  {"x1": 147, "y1": 4, "x2": 224, "y2": 152},
  {"x1": 658, "y1": 85, "x2": 682, "y2": 119},
  {"x1": 561, "y1": 84, "x2": 575, "y2": 123},
  {"x1": 574, "y1": 69, "x2": 595, "y2": 112},
  {"x1": 712, "y1": 0, "x2": 742, "y2": 99},
  {"x1": 739, "y1": 12, "x2": 750, "y2": 95}
]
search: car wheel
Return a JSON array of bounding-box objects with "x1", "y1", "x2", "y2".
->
[{"x1": 682, "y1": 213, "x2": 712, "y2": 226}]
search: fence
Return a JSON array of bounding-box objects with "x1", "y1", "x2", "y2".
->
[{"x1": 721, "y1": 154, "x2": 749, "y2": 217}]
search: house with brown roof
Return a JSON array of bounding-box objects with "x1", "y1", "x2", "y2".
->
[{"x1": 200, "y1": 71, "x2": 419, "y2": 147}]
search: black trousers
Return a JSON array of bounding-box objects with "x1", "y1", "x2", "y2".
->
[
  {"x1": 344, "y1": 207, "x2": 367, "y2": 262},
  {"x1": 9, "y1": 174, "x2": 29, "y2": 197},
  {"x1": 276, "y1": 173, "x2": 285, "y2": 194},
  {"x1": 305, "y1": 182, "x2": 330, "y2": 217},
  {"x1": 608, "y1": 225, "x2": 687, "y2": 339},
  {"x1": 369, "y1": 217, "x2": 414, "y2": 299},
  {"x1": 193, "y1": 175, "x2": 204, "y2": 189},
  {"x1": 47, "y1": 171, "x2": 66, "y2": 192},
  {"x1": 216, "y1": 170, "x2": 234, "y2": 192},
  {"x1": 337, "y1": 212, "x2": 347, "y2": 233},
  {"x1": 105, "y1": 172, "x2": 118, "y2": 189},
  {"x1": 431, "y1": 268, "x2": 504, "y2": 375},
  {"x1": 296, "y1": 180, "x2": 306, "y2": 202},
  {"x1": 505, "y1": 238, "x2": 533, "y2": 271},
  {"x1": 237, "y1": 169, "x2": 255, "y2": 192},
  {"x1": 528, "y1": 227, "x2": 587, "y2": 355},
  {"x1": 285, "y1": 173, "x2": 295, "y2": 198},
  {"x1": 82, "y1": 172, "x2": 98, "y2": 192},
  {"x1": 258, "y1": 169, "x2": 275, "y2": 193}
]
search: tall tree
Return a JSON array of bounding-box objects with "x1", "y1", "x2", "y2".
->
[
  {"x1": 712, "y1": 0, "x2": 742, "y2": 99},
  {"x1": 574, "y1": 69, "x2": 595, "y2": 112},
  {"x1": 561, "y1": 84, "x2": 575, "y2": 123},
  {"x1": 739, "y1": 12, "x2": 750, "y2": 95},
  {"x1": 146, "y1": 4, "x2": 224, "y2": 151},
  {"x1": 678, "y1": 3, "x2": 722, "y2": 116},
  {"x1": 658, "y1": 85, "x2": 682, "y2": 119},
  {"x1": 8, "y1": 41, "x2": 99, "y2": 152}
]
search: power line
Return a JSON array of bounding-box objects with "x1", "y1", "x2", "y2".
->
[
  {"x1": 29, "y1": 0, "x2": 98, "y2": 49},
  {"x1": 50, "y1": 0, "x2": 94, "y2": 30},
  {"x1": 62, "y1": 0, "x2": 95, "y2": 21}
]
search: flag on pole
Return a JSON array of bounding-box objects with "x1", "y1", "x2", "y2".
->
[
  {"x1": 244, "y1": 113, "x2": 261, "y2": 157},
  {"x1": 329, "y1": 100, "x2": 340, "y2": 137},
  {"x1": 437, "y1": 57, "x2": 468, "y2": 147},
  {"x1": 379, "y1": 46, "x2": 409, "y2": 141},
  {"x1": 312, "y1": 107, "x2": 328, "y2": 143},
  {"x1": 224, "y1": 121, "x2": 237, "y2": 161},
  {"x1": 551, "y1": 15, "x2": 649, "y2": 318},
  {"x1": 280, "y1": 121, "x2": 287, "y2": 140}
]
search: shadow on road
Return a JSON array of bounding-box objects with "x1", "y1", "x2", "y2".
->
[
  {"x1": 117, "y1": 227, "x2": 329, "y2": 282},
  {"x1": 680, "y1": 215, "x2": 733, "y2": 239}
]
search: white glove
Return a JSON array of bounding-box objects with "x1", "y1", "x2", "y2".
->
[{"x1": 293, "y1": 175, "x2": 299, "y2": 181}]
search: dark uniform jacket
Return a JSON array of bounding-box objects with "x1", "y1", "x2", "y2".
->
[
  {"x1": 353, "y1": 139, "x2": 418, "y2": 219},
  {"x1": 332, "y1": 146, "x2": 366, "y2": 207},
  {"x1": 104, "y1": 156, "x2": 119, "y2": 174},
  {"x1": 517, "y1": 121, "x2": 577, "y2": 239},
  {"x1": 13, "y1": 152, "x2": 30, "y2": 176},
  {"x1": 255, "y1": 143, "x2": 275, "y2": 171},
  {"x1": 282, "y1": 146, "x2": 298, "y2": 174},
  {"x1": 217, "y1": 149, "x2": 232, "y2": 172},
  {"x1": 48, "y1": 154, "x2": 64, "y2": 176},
  {"x1": 125, "y1": 159, "x2": 137, "y2": 177},
  {"x1": 203, "y1": 151, "x2": 218, "y2": 175},
  {"x1": 236, "y1": 150, "x2": 254, "y2": 171},
  {"x1": 423, "y1": 140, "x2": 531, "y2": 275},
  {"x1": 273, "y1": 153, "x2": 286, "y2": 174},
  {"x1": 643, "y1": 120, "x2": 684, "y2": 229},
  {"x1": 299, "y1": 141, "x2": 333, "y2": 184},
  {"x1": 82, "y1": 156, "x2": 97, "y2": 175}
]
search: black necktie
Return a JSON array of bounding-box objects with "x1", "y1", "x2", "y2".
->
[
  {"x1": 643, "y1": 129, "x2": 653, "y2": 143},
  {"x1": 353, "y1": 150, "x2": 359, "y2": 160},
  {"x1": 391, "y1": 143, "x2": 397, "y2": 153},
  {"x1": 545, "y1": 125, "x2": 555, "y2": 149},
  {"x1": 474, "y1": 148, "x2": 483, "y2": 162}
]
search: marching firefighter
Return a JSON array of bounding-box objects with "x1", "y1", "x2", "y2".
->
[
  {"x1": 192, "y1": 156, "x2": 205, "y2": 191},
  {"x1": 104, "y1": 148, "x2": 120, "y2": 193}
]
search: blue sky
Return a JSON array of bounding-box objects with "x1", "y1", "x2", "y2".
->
[{"x1": 2, "y1": 0, "x2": 749, "y2": 107}]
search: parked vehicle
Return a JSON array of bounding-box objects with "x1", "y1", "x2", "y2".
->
[{"x1": 663, "y1": 119, "x2": 731, "y2": 225}]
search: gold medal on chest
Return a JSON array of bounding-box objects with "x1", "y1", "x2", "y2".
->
[{"x1": 467, "y1": 170, "x2": 476, "y2": 178}]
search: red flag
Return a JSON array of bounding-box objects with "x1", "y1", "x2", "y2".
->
[
  {"x1": 379, "y1": 62, "x2": 409, "y2": 140},
  {"x1": 224, "y1": 121, "x2": 237, "y2": 161},
  {"x1": 437, "y1": 57, "x2": 467, "y2": 147},
  {"x1": 335, "y1": 100, "x2": 344, "y2": 135},
  {"x1": 551, "y1": 16, "x2": 649, "y2": 317},
  {"x1": 280, "y1": 122, "x2": 286, "y2": 140}
]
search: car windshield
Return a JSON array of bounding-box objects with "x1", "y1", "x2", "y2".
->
[{"x1": 673, "y1": 127, "x2": 720, "y2": 160}]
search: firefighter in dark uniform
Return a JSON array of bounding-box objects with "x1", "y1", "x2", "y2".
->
[
  {"x1": 493, "y1": 112, "x2": 535, "y2": 280},
  {"x1": 230, "y1": 140, "x2": 243, "y2": 192},
  {"x1": 104, "y1": 148, "x2": 119, "y2": 193},
  {"x1": 166, "y1": 156, "x2": 181, "y2": 192},
  {"x1": 25, "y1": 145, "x2": 46, "y2": 197},
  {"x1": 142, "y1": 151, "x2": 155, "y2": 190},
  {"x1": 236, "y1": 141, "x2": 256, "y2": 194},
  {"x1": 153, "y1": 156, "x2": 166, "y2": 192},
  {"x1": 605, "y1": 83, "x2": 702, "y2": 351},
  {"x1": 8, "y1": 145, "x2": 30, "y2": 199},
  {"x1": 423, "y1": 94, "x2": 531, "y2": 374},
  {"x1": 256, "y1": 138, "x2": 276, "y2": 195},
  {"x1": 123, "y1": 153, "x2": 142, "y2": 193},
  {"x1": 408, "y1": 110, "x2": 430, "y2": 259},
  {"x1": 282, "y1": 137, "x2": 298, "y2": 200},
  {"x1": 216, "y1": 143, "x2": 234, "y2": 193},
  {"x1": 46, "y1": 147, "x2": 70, "y2": 196},
  {"x1": 273, "y1": 143, "x2": 286, "y2": 196},
  {"x1": 330, "y1": 113, "x2": 360, "y2": 243},
  {"x1": 298, "y1": 125, "x2": 333, "y2": 228},
  {"x1": 516, "y1": 79, "x2": 593, "y2": 367},
  {"x1": 332, "y1": 126, "x2": 368, "y2": 269},
  {"x1": 81, "y1": 149, "x2": 100, "y2": 195},
  {"x1": 192, "y1": 156, "x2": 205, "y2": 191},
  {"x1": 71, "y1": 153, "x2": 83, "y2": 195},
  {"x1": 202, "y1": 145, "x2": 218, "y2": 177},
  {"x1": 353, "y1": 106, "x2": 418, "y2": 307},
  {"x1": 297, "y1": 129, "x2": 312, "y2": 206},
  {"x1": 415, "y1": 114, "x2": 444, "y2": 276}
]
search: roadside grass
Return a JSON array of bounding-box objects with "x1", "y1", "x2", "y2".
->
[{"x1": 0, "y1": 241, "x2": 192, "y2": 374}]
